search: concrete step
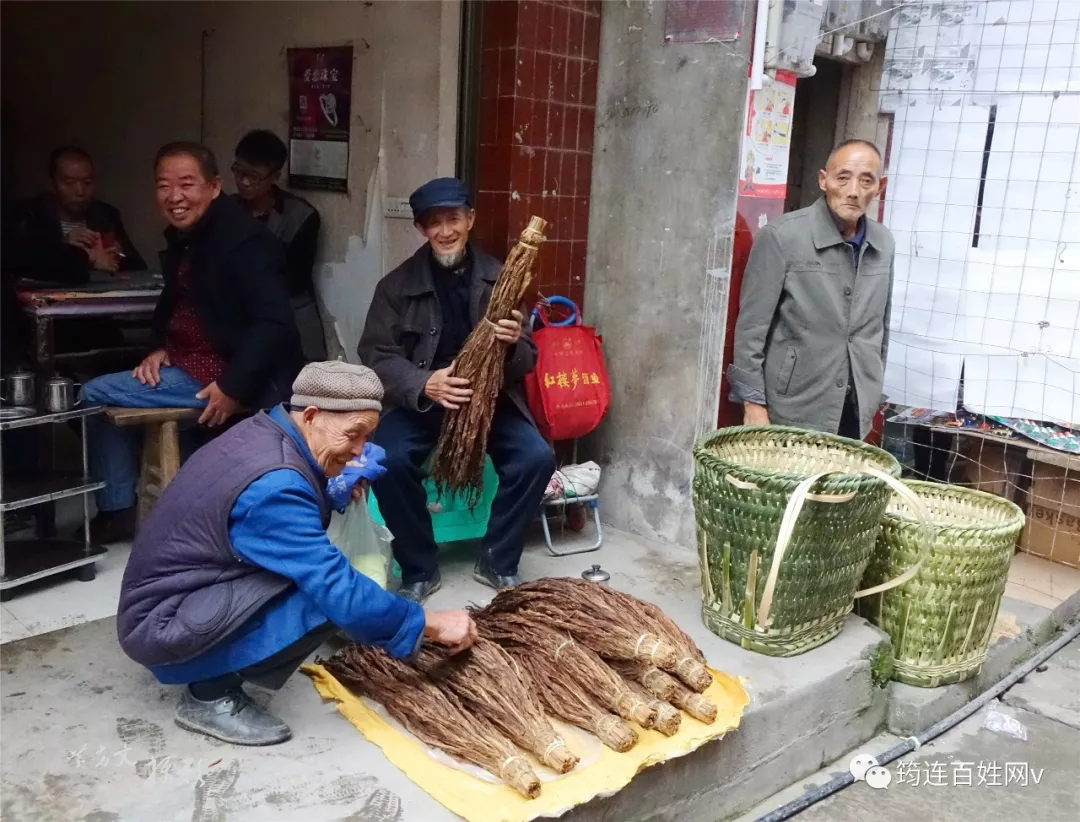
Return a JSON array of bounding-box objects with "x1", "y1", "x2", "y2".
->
[
  {"x1": 4, "y1": 526, "x2": 1073, "y2": 822},
  {"x1": 886, "y1": 591, "x2": 1080, "y2": 737}
]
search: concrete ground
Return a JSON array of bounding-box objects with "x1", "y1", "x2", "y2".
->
[
  {"x1": 741, "y1": 638, "x2": 1080, "y2": 822},
  {"x1": 1, "y1": 523, "x2": 1076, "y2": 822},
  {"x1": 0, "y1": 526, "x2": 890, "y2": 822}
]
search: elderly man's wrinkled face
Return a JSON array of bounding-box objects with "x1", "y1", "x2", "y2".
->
[
  {"x1": 295, "y1": 407, "x2": 379, "y2": 477},
  {"x1": 416, "y1": 206, "x2": 475, "y2": 267},
  {"x1": 818, "y1": 143, "x2": 884, "y2": 228}
]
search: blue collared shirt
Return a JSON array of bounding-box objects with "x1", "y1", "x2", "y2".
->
[{"x1": 846, "y1": 218, "x2": 867, "y2": 251}]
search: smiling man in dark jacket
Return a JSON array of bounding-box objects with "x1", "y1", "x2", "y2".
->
[
  {"x1": 358, "y1": 178, "x2": 554, "y2": 603},
  {"x1": 81, "y1": 142, "x2": 302, "y2": 543}
]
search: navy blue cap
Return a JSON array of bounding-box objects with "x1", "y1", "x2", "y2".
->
[{"x1": 409, "y1": 177, "x2": 472, "y2": 220}]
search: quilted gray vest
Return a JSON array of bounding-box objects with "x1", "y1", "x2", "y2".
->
[{"x1": 116, "y1": 410, "x2": 330, "y2": 667}]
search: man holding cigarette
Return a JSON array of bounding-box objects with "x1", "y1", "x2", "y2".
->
[{"x1": 6, "y1": 146, "x2": 146, "y2": 283}]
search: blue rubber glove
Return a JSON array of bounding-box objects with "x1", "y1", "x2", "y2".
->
[{"x1": 326, "y1": 442, "x2": 388, "y2": 512}]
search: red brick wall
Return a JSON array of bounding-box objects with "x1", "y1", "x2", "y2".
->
[{"x1": 473, "y1": 0, "x2": 601, "y2": 310}]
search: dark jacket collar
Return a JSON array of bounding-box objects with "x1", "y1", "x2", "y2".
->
[
  {"x1": 810, "y1": 196, "x2": 885, "y2": 252},
  {"x1": 162, "y1": 194, "x2": 264, "y2": 255},
  {"x1": 401, "y1": 242, "x2": 501, "y2": 296},
  {"x1": 229, "y1": 187, "x2": 286, "y2": 217}
]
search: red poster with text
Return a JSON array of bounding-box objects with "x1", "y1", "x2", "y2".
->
[
  {"x1": 287, "y1": 46, "x2": 353, "y2": 192},
  {"x1": 738, "y1": 71, "x2": 796, "y2": 200}
]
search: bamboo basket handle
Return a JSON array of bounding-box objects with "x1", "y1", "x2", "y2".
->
[
  {"x1": 851, "y1": 467, "x2": 933, "y2": 600},
  {"x1": 725, "y1": 474, "x2": 856, "y2": 503},
  {"x1": 755, "y1": 468, "x2": 934, "y2": 628},
  {"x1": 756, "y1": 471, "x2": 841, "y2": 627}
]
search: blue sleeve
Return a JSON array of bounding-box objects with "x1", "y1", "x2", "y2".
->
[{"x1": 229, "y1": 469, "x2": 425, "y2": 658}]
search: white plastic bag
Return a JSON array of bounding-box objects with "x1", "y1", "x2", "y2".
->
[
  {"x1": 544, "y1": 461, "x2": 602, "y2": 501},
  {"x1": 326, "y1": 500, "x2": 393, "y2": 589}
]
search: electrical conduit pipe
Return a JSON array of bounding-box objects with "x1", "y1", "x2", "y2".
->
[
  {"x1": 750, "y1": 0, "x2": 769, "y2": 90},
  {"x1": 755, "y1": 619, "x2": 1080, "y2": 822}
]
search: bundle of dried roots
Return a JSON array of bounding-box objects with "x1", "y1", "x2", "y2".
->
[
  {"x1": 417, "y1": 638, "x2": 579, "y2": 774},
  {"x1": 429, "y1": 216, "x2": 547, "y2": 503},
  {"x1": 622, "y1": 678, "x2": 682, "y2": 737},
  {"x1": 669, "y1": 681, "x2": 718, "y2": 724},
  {"x1": 593, "y1": 584, "x2": 713, "y2": 693},
  {"x1": 608, "y1": 660, "x2": 679, "y2": 702},
  {"x1": 484, "y1": 579, "x2": 679, "y2": 671},
  {"x1": 477, "y1": 610, "x2": 656, "y2": 728},
  {"x1": 609, "y1": 661, "x2": 716, "y2": 724},
  {"x1": 473, "y1": 612, "x2": 638, "y2": 752},
  {"x1": 321, "y1": 644, "x2": 541, "y2": 798}
]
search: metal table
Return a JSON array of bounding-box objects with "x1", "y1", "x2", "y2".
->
[
  {"x1": 17, "y1": 272, "x2": 163, "y2": 377},
  {"x1": 14, "y1": 274, "x2": 161, "y2": 543},
  {"x1": 0, "y1": 405, "x2": 107, "y2": 599}
]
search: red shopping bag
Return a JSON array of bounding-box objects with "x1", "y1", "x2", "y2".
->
[{"x1": 525, "y1": 300, "x2": 610, "y2": 441}]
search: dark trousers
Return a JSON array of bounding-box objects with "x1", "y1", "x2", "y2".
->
[
  {"x1": 371, "y1": 401, "x2": 555, "y2": 583},
  {"x1": 189, "y1": 622, "x2": 337, "y2": 699},
  {"x1": 838, "y1": 391, "x2": 861, "y2": 440}
]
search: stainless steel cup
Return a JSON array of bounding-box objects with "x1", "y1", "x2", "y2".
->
[
  {"x1": 44, "y1": 377, "x2": 81, "y2": 413},
  {"x1": 4, "y1": 369, "x2": 36, "y2": 407}
]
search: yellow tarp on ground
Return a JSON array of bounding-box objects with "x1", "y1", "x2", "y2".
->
[{"x1": 303, "y1": 663, "x2": 750, "y2": 822}]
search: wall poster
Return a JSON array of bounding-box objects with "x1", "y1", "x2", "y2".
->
[
  {"x1": 287, "y1": 46, "x2": 353, "y2": 192},
  {"x1": 738, "y1": 71, "x2": 796, "y2": 199},
  {"x1": 663, "y1": 0, "x2": 743, "y2": 44}
]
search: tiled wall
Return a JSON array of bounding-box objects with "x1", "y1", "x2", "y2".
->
[{"x1": 473, "y1": 0, "x2": 601, "y2": 309}]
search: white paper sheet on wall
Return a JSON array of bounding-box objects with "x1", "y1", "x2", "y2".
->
[
  {"x1": 882, "y1": 333, "x2": 964, "y2": 411},
  {"x1": 878, "y1": 3, "x2": 1080, "y2": 423},
  {"x1": 963, "y1": 354, "x2": 1080, "y2": 426}
]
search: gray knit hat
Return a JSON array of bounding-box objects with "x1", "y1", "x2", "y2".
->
[{"x1": 291, "y1": 361, "x2": 383, "y2": 412}]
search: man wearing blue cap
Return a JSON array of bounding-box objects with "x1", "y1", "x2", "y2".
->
[{"x1": 358, "y1": 177, "x2": 555, "y2": 603}]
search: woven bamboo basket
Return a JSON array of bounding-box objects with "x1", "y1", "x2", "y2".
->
[
  {"x1": 856, "y1": 480, "x2": 1024, "y2": 687},
  {"x1": 694, "y1": 426, "x2": 929, "y2": 657}
]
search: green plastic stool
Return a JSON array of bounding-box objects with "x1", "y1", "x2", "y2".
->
[{"x1": 369, "y1": 457, "x2": 500, "y2": 577}]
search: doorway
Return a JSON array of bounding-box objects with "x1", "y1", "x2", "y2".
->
[{"x1": 785, "y1": 59, "x2": 846, "y2": 214}]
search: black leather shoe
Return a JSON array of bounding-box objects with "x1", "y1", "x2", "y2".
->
[
  {"x1": 397, "y1": 571, "x2": 442, "y2": 604},
  {"x1": 473, "y1": 562, "x2": 522, "y2": 591},
  {"x1": 84, "y1": 507, "x2": 136, "y2": 545},
  {"x1": 174, "y1": 687, "x2": 291, "y2": 746}
]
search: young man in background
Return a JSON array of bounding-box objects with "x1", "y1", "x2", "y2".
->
[{"x1": 231, "y1": 129, "x2": 326, "y2": 361}]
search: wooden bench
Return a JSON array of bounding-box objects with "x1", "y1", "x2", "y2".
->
[{"x1": 104, "y1": 406, "x2": 201, "y2": 523}]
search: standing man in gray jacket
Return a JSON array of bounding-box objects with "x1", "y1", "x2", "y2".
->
[{"x1": 728, "y1": 139, "x2": 893, "y2": 439}]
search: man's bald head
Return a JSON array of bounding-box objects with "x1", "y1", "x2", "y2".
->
[
  {"x1": 819, "y1": 139, "x2": 885, "y2": 232},
  {"x1": 826, "y1": 139, "x2": 881, "y2": 169}
]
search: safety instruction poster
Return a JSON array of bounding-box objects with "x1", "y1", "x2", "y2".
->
[{"x1": 738, "y1": 71, "x2": 796, "y2": 199}]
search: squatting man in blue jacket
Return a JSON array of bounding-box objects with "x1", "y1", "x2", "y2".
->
[{"x1": 116, "y1": 361, "x2": 478, "y2": 746}]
